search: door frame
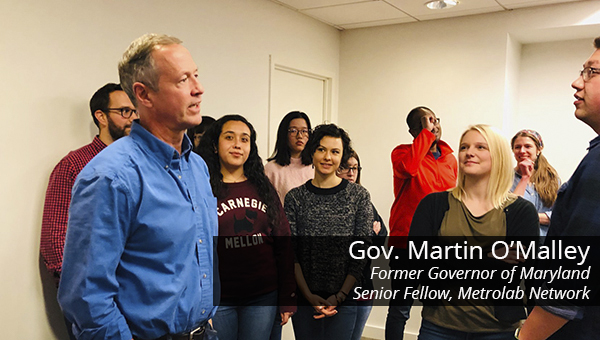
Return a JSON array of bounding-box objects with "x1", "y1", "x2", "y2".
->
[{"x1": 268, "y1": 55, "x2": 333, "y2": 149}]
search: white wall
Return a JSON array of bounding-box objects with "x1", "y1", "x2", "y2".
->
[
  {"x1": 3, "y1": 0, "x2": 600, "y2": 339},
  {"x1": 516, "y1": 38, "x2": 597, "y2": 181},
  {"x1": 0, "y1": 1, "x2": 339, "y2": 338},
  {"x1": 338, "y1": 2, "x2": 600, "y2": 338}
]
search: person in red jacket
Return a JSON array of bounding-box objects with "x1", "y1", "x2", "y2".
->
[{"x1": 386, "y1": 106, "x2": 457, "y2": 340}]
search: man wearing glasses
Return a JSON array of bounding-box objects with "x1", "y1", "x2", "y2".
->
[
  {"x1": 41, "y1": 83, "x2": 136, "y2": 285},
  {"x1": 40, "y1": 83, "x2": 136, "y2": 339},
  {"x1": 387, "y1": 106, "x2": 457, "y2": 340},
  {"x1": 517, "y1": 37, "x2": 600, "y2": 340},
  {"x1": 58, "y1": 34, "x2": 217, "y2": 340}
]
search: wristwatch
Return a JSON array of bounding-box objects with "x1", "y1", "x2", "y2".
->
[{"x1": 514, "y1": 326, "x2": 522, "y2": 339}]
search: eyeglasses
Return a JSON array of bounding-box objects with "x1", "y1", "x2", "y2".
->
[
  {"x1": 288, "y1": 128, "x2": 310, "y2": 136},
  {"x1": 579, "y1": 67, "x2": 600, "y2": 82},
  {"x1": 338, "y1": 166, "x2": 362, "y2": 174},
  {"x1": 106, "y1": 107, "x2": 138, "y2": 119}
]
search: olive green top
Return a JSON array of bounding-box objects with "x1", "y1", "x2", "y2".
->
[{"x1": 422, "y1": 194, "x2": 519, "y2": 333}]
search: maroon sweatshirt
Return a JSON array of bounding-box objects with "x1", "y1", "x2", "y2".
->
[{"x1": 217, "y1": 180, "x2": 296, "y2": 312}]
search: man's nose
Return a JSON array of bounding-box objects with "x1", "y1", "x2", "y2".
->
[
  {"x1": 191, "y1": 77, "x2": 204, "y2": 95},
  {"x1": 572, "y1": 75, "x2": 584, "y2": 90}
]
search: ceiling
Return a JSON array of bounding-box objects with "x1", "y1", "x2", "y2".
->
[{"x1": 269, "y1": 0, "x2": 585, "y2": 30}]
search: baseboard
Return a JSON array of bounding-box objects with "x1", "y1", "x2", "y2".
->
[
  {"x1": 362, "y1": 325, "x2": 418, "y2": 340},
  {"x1": 362, "y1": 324, "x2": 384, "y2": 339}
]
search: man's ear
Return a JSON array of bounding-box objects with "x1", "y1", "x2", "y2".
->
[
  {"x1": 95, "y1": 110, "x2": 108, "y2": 128},
  {"x1": 408, "y1": 127, "x2": 419, "y2": 139},
  {"x1": 133, "y1": 82, "x2": 152, "y2": 108}
]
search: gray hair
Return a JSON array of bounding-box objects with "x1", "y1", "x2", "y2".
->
[{"x1": 118, "y1": 33, "x2": 183, "y2": 106}]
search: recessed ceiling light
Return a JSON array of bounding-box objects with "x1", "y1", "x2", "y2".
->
[{"x1": 425, "y1": 0, "x2": 458, "y2": 10}]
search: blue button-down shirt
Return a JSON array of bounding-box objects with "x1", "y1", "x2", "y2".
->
[
  {"x1": 58, "y1": 121, "x2": 219, "y2": 340},
  {"x1": 511, "y1": 171, "x2": 554, "y2": 239},
  {"x1": 539, "y1": 135, "x2": 600, "y2": 337},
  {"x1": 548, "y1": 135, "x2": 600, "y2": 237},
  {"x1": 511, "y1": 171, "x2": 553, "y2": 218}
]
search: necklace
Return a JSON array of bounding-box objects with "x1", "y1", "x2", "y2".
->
[{"x1": 222, "y1": 172, "x2": 246, "y2": 183}]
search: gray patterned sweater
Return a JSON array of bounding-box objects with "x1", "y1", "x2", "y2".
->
[{"x1": 284, "y1": 179, "x2": 373, "y2": 296}]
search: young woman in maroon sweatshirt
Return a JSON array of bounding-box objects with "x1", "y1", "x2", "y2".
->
[{"x1": 198, "y1": 115, "x2": 296, "y2": 340}]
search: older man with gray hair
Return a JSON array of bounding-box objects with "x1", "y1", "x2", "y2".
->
[{"x1": 58, "y1": 33, "x2": 218, "y2": 340}]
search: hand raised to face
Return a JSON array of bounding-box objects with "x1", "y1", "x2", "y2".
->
[
  {"x1": 420, "y1": 114, "x2": 436, "y2": 132},
  {"x1": 518, "y1": 158, "x2": 535, "y2": 178}
]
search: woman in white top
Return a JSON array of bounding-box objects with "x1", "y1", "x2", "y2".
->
[
  {"x1": 265, "y1": 111, "x2": 314, "y2": 203},
  {"x1": 409, "y1": 125, "x2": 539, "y2": 340}
]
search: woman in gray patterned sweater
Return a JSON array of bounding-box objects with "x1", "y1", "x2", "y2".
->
[{"x1": 284, "y1": 124, "x2": 373, "y2": 340}]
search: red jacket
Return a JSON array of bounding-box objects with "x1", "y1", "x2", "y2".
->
[{"x1": 389, "y1": 129, "x2": 457, "y2": 243}]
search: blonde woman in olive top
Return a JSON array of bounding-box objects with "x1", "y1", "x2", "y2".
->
[{"x1": 409, "y1": 125, "x2": 539, "y2": 340}]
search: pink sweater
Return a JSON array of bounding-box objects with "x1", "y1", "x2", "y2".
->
[{"x1": 265, "y1": 157, "x2": 314, "y2": 204}]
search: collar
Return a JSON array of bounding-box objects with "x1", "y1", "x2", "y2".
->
[
  {"x1": 514, "y1": 170, "x2": 522, "y2": 179},
  {"x1": 436, "y1": 140, "x2": 454, "y2": 156},
  {"x1": 306, "y1": 178, "x2": 349, "y2": 195},
  {"x1": 129, "y1": 121, "x2": 193, "y2": 167},
  {"x1": 589, "y1": 135, "x2": 600, "y2": 150},
  {"x1": 91, "y1": 135, "x2": 108, "y2": 151}
]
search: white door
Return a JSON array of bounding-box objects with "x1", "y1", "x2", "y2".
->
[{"x1": 268, "y1": 59, "x2": 332, "y2": 155}]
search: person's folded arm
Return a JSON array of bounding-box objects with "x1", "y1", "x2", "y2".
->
[{"x1": 518, "y1": 306, "x2": 569, "y2": 340}]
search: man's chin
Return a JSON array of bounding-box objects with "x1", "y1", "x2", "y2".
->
[{"x1": 187, "y1": 115, "x2": 203, "y2": 128}]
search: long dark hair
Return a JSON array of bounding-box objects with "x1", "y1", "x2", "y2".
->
[
  {"x1": 267, "y1": 111, "x2": 312, "y2": 166},
  {"x1": 186, "y1": 115, "x2": 216, "y2": 143},
  {"x1": 197, "y1": 114, "x2": 280, "y2": 226}
]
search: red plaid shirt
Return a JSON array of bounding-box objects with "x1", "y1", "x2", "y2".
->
[{"x1": 40, "y1": 136, "x2": 107, "y2": 285}]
